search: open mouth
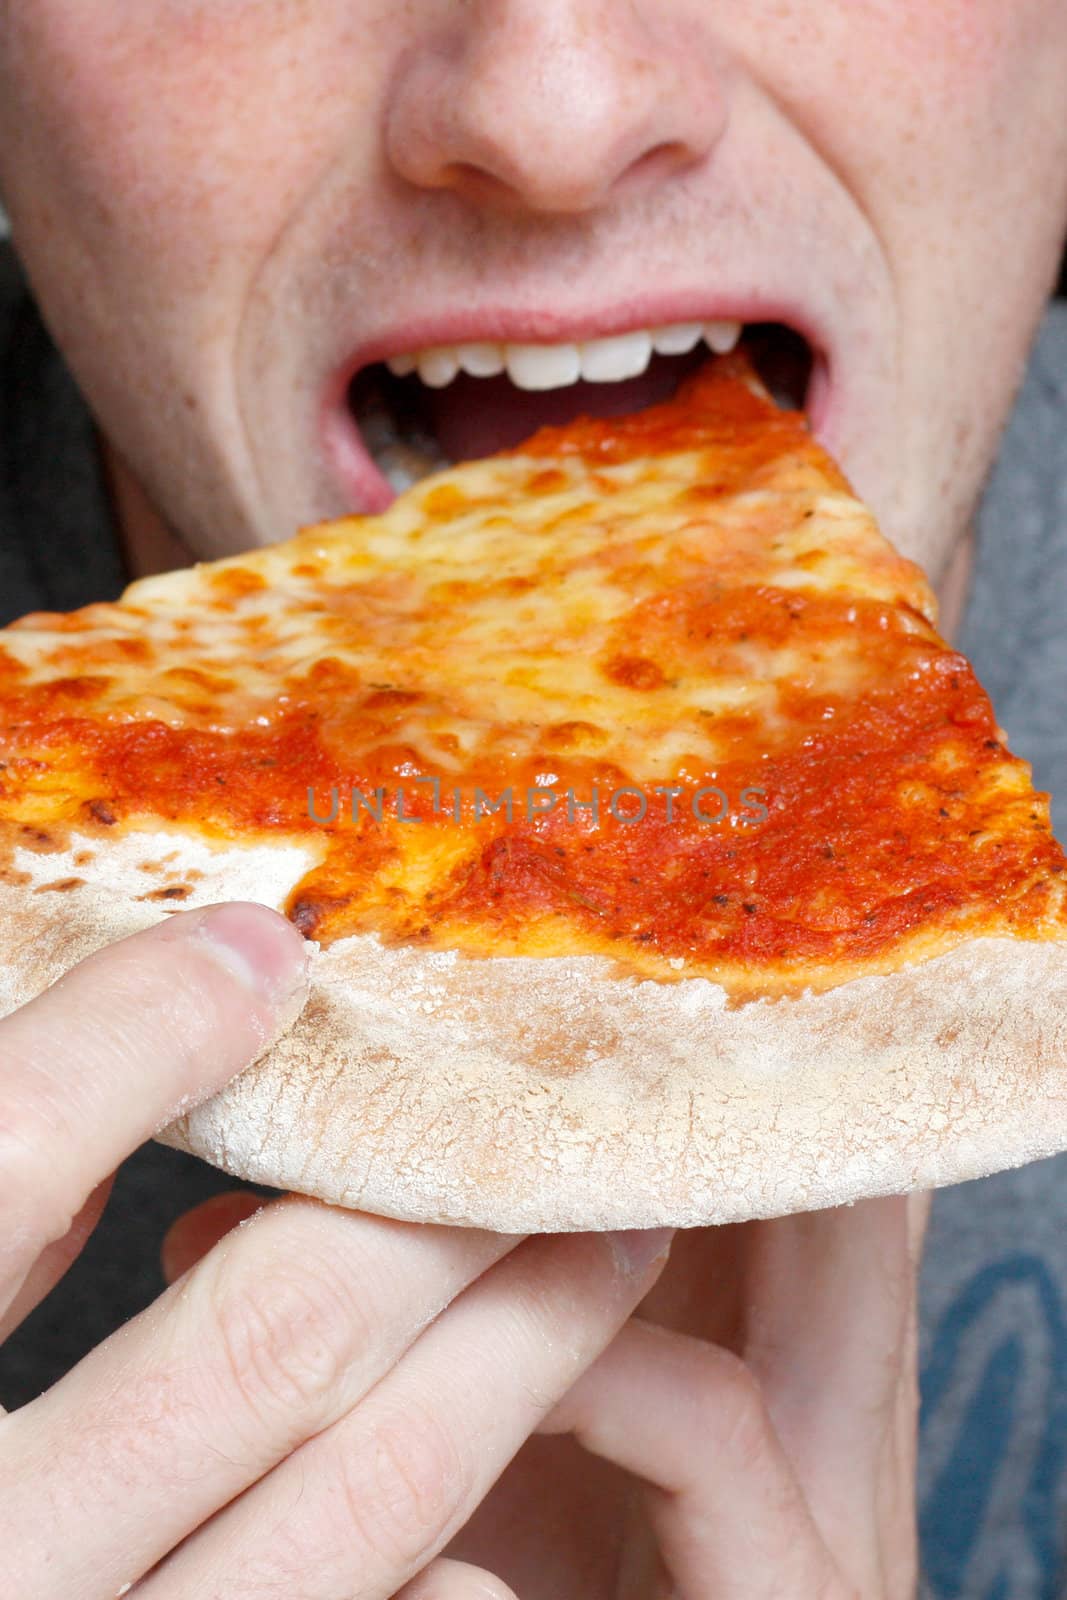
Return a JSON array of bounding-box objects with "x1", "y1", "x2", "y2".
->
[{"x1": 342, "y1": 319, "x2": 816, "y2": 499}]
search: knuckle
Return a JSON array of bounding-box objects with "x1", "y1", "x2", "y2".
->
[
  {"x1": 336, "y1": 1393, "x2": 473, "y2": 1570},
  {"x1": 208, "y1": 1246, "x2": 371, "y2": 1432}
]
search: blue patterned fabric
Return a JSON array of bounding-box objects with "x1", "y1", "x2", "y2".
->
[
  {"x1": 920, "y1": 1252, "x2": 1067, "y2": 1596},
  {"x1": 917, "y1": 301, "x2": 1067, "y2": 1599}
]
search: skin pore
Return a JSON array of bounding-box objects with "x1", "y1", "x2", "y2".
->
[{"x1": 1, "y1": 2, "x2": 1067, "y2": 1593}]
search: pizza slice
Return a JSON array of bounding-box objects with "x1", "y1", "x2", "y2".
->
[{"x1": 1, "y1": 350, "x2": 1065, "y2": 1229}]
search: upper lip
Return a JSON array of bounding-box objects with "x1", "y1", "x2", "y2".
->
[{"x1": 328, "y1": 290, "x2": 828, "y2": 399}]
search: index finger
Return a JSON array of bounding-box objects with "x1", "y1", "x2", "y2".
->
[{"x1": 0, "y1": 900, "x2": 309, "y2": 1306}]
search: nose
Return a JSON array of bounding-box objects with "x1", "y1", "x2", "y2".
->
[{"x1": 385, "y1": 0, "x2": 728, "y2": 216}]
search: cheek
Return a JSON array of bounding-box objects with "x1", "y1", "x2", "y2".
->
[
  {"x1": 852, "y1": 0, "x2": 1066, "y2": 143},
  {"x1": 869, "y1": 0, "x2": 1011, "y2": 80},
  {"x1": 0, "y1": 4, "x2": 376, "y2": 291},
  {"x1": 854, "y1": 0, "x2": 1067, "y2": 249},
  {"x1": 755, "y1": 0, "x2": 1067, "y2": 233}
]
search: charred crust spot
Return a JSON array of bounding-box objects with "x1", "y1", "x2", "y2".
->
[
  {"x1": 141, "y1": 883, "x2": 192, "y2": 902},
  {"x1": 36, "y1": 877, "x2": 84, "y2": 893},
  {"x1": 289, "y1": 900, "x2": 318, "y2": 936},
  {"x1": 288, "y1": 895, "x2": 332, "y2": 937},
  {"x1": 19, "y1": 825, "x2": 54, "y2": 848},
  {"x1": 87, "y1": 799, "x2": 117, "y2": 826},
  {"x1": 600, "y1": 653, "x2": 666, "y2": 691}
]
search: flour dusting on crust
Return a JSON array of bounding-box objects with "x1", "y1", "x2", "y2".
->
[{"x1": 2, "y1": 841, "x2": 1067, "y2": 1229}]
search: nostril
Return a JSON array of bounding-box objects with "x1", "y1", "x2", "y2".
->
[
  {"x1": 434, "y1": 161, "x2": 519, "y2": 207},
  {"x1": 621, "y1": 138, "x2": 706, "y2": 191}
]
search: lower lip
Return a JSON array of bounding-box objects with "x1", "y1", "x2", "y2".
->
[
  {"x1": 321, "y1": 341, "x2": 836, "y2": 516},
  {"x1": 805, "y1": 350, "x2": 833, "y2": 441},
  {"x1": 321, "y1": 372, "x2": 395, "y2": 514}
]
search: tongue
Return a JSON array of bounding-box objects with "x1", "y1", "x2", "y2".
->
[{"x1": 420, "y1": 348, "x2": 708, "y2": 462}]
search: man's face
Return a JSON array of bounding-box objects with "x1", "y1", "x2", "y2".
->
[{"x1": 1, "y1": 1, "x2": 1066, "y2": 580}]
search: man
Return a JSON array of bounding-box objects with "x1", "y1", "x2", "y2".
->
[{"x1": 0, "y1": 3, "x2": 1065, "y2": 1595}]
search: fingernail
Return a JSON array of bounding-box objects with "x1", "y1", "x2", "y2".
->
[
  {"x1": 185, "y1": 902, "x2": 311, "y2": 1007},
  {"x1": 608, "y1": 1226, "x2": 675, "y2": 1275}
]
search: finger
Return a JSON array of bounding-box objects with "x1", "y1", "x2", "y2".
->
[
  {"x1": 0, "y1": 1194, "x2": 528, "y2": 1598},
  {"x1": 161, "y1": 1189, "x2": 268, "y2": 1285},
  {"x1": 392, "y1": 1555, "x2": 520, "y2": 1600},
  {"x1": 536, "y1": 1315, "x2": 840, "y2": 1600},
  {"x1": 907, "y1": 1187, "x2": 933, "y2": 1263},
  {"x1": 736, "y1": 1193, "x2": 922, "y2": 1583},
  {"x1": 889, "y1": 1190, "x2": 931, "y2": 1573},
  {"x1": 134, "y1": 1227, "x2": 674, "y2": 1600},
  {"x1": 0, "y1": 1171, "x2": 116, "y2": 1348},
  {"x1": 0, "y1": 901, "x2": 309, "y2": 1311}
]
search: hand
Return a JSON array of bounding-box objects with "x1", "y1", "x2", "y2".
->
[
  {"x1": 0, "y1": 901, "x2": 674, "y2": 1599},
  {"x1": 431, "y1": 1189, "x2": 930, "y2": 1599}
]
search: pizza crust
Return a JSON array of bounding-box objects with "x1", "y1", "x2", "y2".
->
[{"x1": 2, "y1": 826, "x2": 1066, "y2": 1230}]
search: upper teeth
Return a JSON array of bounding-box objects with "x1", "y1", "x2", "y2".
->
[{"x1": 385, "y1": 320, "x2": 742, "y2": 391}]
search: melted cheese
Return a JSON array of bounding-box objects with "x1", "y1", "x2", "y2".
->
[{"x1": 1, "y1": 353, "x2": 1064, "y2": 998}]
